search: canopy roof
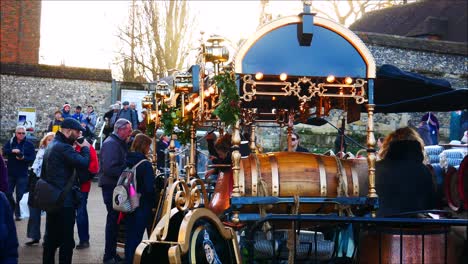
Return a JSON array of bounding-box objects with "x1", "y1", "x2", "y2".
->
[{"x1": 374, "y1": 64, "x2": 468, "y2": 113}]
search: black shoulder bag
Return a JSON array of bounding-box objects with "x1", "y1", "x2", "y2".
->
[{"x1": 28, "y1": 165, "x2": 77, "y2": 212}]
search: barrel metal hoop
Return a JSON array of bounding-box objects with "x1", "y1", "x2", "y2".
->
[
  {"x1": 317, "y1": 156, "x2": 327, "y2": 196},
  {"x1": 239, "y1": 158, "x2": 245, "y2": 196},
  {"x1": 341, "y1": 163, "x2": 348, "y2": 196},
  {"x1": 351, "y1": 166, "x2": 359, "y2": 196},
  {"x1": 251, "y1": 154, "x2": 259, "y2": 196},
  {"x1": 268, "y1": 154, "x2": 279, "y2": 196}
]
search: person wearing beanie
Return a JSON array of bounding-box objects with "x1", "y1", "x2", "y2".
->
[{"x1": 62, "y1": 103, "x2": 72, "y2": 119}]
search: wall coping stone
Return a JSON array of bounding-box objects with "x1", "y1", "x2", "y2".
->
[
  {"x1": 355, "y1": 32, "x2": 468, "y2": 56},
  {"x1": 0, "y1": 62, "x2": 112, "y2": 82}
]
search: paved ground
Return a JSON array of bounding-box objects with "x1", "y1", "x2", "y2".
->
[{"x1": 15, "y1": 181, "x2": 124, "y2": 264}]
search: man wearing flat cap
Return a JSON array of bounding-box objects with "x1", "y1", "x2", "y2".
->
[
  {"x1": 117, "y1": 101, "x2": 138, "y2": 130},
  {"x1": 41, "y1": 118, "x2": 91, "y2": 264}
]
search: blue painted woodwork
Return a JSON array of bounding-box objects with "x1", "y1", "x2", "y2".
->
[{"x1": 241, "y1": 24, "x2": 367, "y2": 77}]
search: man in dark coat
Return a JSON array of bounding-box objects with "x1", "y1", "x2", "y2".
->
[
  {"x1": 99, "y1": 118, "x2": 132, "y2": 264},
  {"x1": 0, "y1": 191, "x2": 18, "y2": 263},
  {"x1": 42, "y1": 118, "x2": 90, "y2": 264},
  {"x1": 284, "y1": 132, "x2": 309, "y2": 152},
  {"x1": 2, "y1": 125, "x2": 36, "y2": 220}
]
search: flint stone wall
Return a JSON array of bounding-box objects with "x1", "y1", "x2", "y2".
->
[{"x1": 0, "y1": 63, "x2": 112, "y2": 143}]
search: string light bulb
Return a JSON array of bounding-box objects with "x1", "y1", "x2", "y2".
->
[
  {"x1": 344, "y1": 77, "x2": 353, "y2": 85},
  {"x1": 255, "y1": 72, "x2": 264, "y2": 80},
  {"x1": 326, "y1": 75, "x2": 335, "y2": 83},
  {"x1": 279, "y1": 73, "x2": 288, "y2": 81}
]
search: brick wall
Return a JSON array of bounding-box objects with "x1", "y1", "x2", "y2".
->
[{"x1": 0, "y1": 0, "x2": 41, "y2": 64}]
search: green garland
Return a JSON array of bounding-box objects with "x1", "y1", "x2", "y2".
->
[
  {"x1": 213, "y1": 71, "x2": 240, "y2": 127},
  {"x1": 159, "y1": 102, "x2": 192, "y2": 144}
]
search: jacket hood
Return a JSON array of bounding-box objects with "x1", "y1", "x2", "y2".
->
[{"x1": 126, "y1": 151, "x2": 147, "y2": 168}]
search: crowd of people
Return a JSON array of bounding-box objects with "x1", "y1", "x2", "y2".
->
[
  {"x1": 0, "y1": 99, "x2": 155, "y2": 264},
  {"x1": 0, "y1": 104, "x2": 466, "y2": 263}
]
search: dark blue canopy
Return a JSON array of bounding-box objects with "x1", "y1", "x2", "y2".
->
[{"x1": 374, "y1": 64, "x2": 468, "y2": 113}]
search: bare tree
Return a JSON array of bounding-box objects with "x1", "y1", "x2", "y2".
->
[{"x1": 116, "y1": 0, "x2": 195, "y2": 82}]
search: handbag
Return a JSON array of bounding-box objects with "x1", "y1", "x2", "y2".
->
[
  {"x1": 27, "y1": 169, "x2": 38, "y2": 193},
  {"x1": 29, "y1": 169, "x2": 77, "y2": 212}
]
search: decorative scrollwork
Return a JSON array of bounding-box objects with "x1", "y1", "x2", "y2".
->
[{"x1": 241, "y1": 74, "x2": 368, "y2": 104}]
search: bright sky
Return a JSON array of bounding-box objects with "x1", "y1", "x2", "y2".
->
[{"x1": 39, "y1": 1, "x2": 330, "y2": 76}]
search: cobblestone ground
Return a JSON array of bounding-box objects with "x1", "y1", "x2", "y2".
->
[{"x1": 15, "y1": 182, "x2": 124, "y2": 264}]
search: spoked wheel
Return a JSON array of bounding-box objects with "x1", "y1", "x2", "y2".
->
[{"x1": 184, "y1": 218, "x2": 238, "y2": 264}]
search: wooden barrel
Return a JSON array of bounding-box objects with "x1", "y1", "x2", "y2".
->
[
  {"x1": 359, "y1": 226, "x2": 461, "y2": 264},
  {"x1": 237, "y1": 152, "x2": 368, "y2": 214}
]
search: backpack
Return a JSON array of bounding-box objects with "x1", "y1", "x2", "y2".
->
[{"x1": 112, "y1": 159, "x2": 147, "y2": 213}]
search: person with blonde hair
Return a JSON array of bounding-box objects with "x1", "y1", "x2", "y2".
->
[
  {"x1": 376, "y1": 127, "x2": 436, "y2": 217},
  {"x1": 25, "y1": 132, "x2": 55, "y2": 246}
]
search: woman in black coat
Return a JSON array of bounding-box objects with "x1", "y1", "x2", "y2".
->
[
  {"x1": 376, "y1": 127, "x2": 436, "y2": 217},
  {"x1": 124, "y1": 134, "x2": 155, "y2": 264}
]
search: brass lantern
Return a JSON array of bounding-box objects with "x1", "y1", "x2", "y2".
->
[
  {"x1": 204, "y1": 35, "x2": 229, "y2": 63},
  {"x1": 174, "y1": 72, "x2": 193, "y2": 93},
  {"x1": 142, "y1": 94, "x2": 154, "y2": 109},
  {"x1": 156, "y1": 80, "x2": 171, "y2": 97}
]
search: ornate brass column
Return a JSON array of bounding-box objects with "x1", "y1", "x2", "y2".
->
[
  {"x1": 188, "y1": 121, "x2": 197, "y2": 179},
  {"x1": 231, "y1": 120, "x2": 241, "y2": 223},
  {"x1": 366, "y1": 104, "x2": 378, "y2": 217}
]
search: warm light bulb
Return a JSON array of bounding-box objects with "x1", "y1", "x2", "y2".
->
[
  {"x1": 326, "y1": 75, "x2": 335, "y2": 83},
  {"x1": 208, "y1": 86, "x2": 215, "y2": 94},
  {"x1": 279, "y1": 73, "x2": 287, "y2": 81},
  {"x1": 345, "y1": 77, "x2": 353, "y2": 85},
  {"x1": 193, "y1": 96, "x2": 200, "y2": 104},
  {"x1": 272, "y1": 96, "x2": 276, "y2": 101},
  {"x1": 255, "y1": 72, "x2": 264, "y2": 80},
  {"x1": 204, "y1": 89, "x2": 210, "y2": 97}
]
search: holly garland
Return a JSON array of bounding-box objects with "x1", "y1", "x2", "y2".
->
[
  {"x1": 213, "y1": 70, "x2": 240, "y2": 127},
  {"x1": 159, "y1": 102, "x2": 192, "y2": 144}
]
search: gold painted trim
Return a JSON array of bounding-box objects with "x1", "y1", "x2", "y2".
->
[
  {"x1": 340, "y1": 161, "x2": 349, "y2": 195},
  {"x1": 251, "y1": 154, "x2": 259, "y2": 196},
  {"x1": 268, "y1": 154, "x2": 279, "y2": 196},
  {"x1": 168, "y1": 245, "x2": 181, "y2": 264},
  {"x1": 239, "y1": 158, "x2": 245, "y2": 195},
  {"x1": 177, "y1": 208, "x2": 236, "y2": 255},
  {"x1": 234, "y1": 15, "x2": 376, "y2": 78},
  {"x1": 351, "y1": 166, "x2": 359, "y2": 196},
  {"x1": 189, "y1": 226, "x2": 204, "y2": 262},
  {"x1": 317, "y1": 156, "x2": 327, "y2": 196},
  {"x1": 150, "y1": 208, "x2": 180, "y2": 241}
]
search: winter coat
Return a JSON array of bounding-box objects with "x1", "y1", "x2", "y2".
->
[
  {"x1": 61, "y1": 109, "x2": 71, "y2": 119},
  {"x1": 75, "y1": 145, "x2": 99, "y2": 193},
  {"x1": 0, "y1": 156, "x2": 8, "y2": 193},
  {"x1": 0, "y1": 191, "x2": 18, "y2": 263},
  {"x1": 48, "y1": 118, "x2": 63, "y2": 132},
  {"x1": 99, "y1": 134, "x2": 128, "y2": 187},
  {"x1": 31, "y1": 148, "x2": 46, "y2": 177},
  {"x1": 117, "y1": 109, "x2": 138, "y2": 129},
  {"x1": 2, "y1": 136, "x2": 36, "y2": 179},
  {"x1": 125, "y1": 151, "x2": 155, "y2": 209},
  {"x1": 72, "y1": 113, "x2": 84, "y2": 123},
  {"x1": 417, "y1": 123, "x2": 433, "y2": 146},
  {"x1": 42, "y1": 132, "x2": 90, "y2": 207},
  {"x1": 83, "y1": 110, "x2": 97, "y2": 133},
  {"x1": 376, "y1": 140, "x2": 436, "y2": 217}
]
